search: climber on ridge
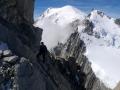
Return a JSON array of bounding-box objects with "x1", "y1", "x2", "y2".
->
[{"x1": 37, "y1": 42, "x2": 48, "y2": 63}]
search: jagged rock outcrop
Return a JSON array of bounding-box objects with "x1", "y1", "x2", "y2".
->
[
  {"x1": 0, "y1": 0, "x2": 34, "y2": 24},
  {"x1": 0, "y1": 48, "x2": 74, "y2": 90},
  {"x1": 0, "y1": 16, "x2": 42, "y2": 61},
  {"x1": 0, "y1": 0, "x2": 42, "y2": 61},
  {"x1": 53, "y1": 31, "x2": 111, "y2": 90}
]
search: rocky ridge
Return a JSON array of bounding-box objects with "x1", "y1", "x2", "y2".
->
[{"x1": 53, "y1": 31, "x2": 111, "y2": 90}]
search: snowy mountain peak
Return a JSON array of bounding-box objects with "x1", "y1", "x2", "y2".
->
[
  {"x1": 89, "y1": 10, "x2": 110, "y2": 21},
  {"x1": 36, "y1": 5, "x2": 86, "y2": 26},
  {"x1": 90, "y1": 10, "x2": 105, "y2": 17},
  {"x1": 42, "y1": 5, "x2": 85, "y2": 17}
]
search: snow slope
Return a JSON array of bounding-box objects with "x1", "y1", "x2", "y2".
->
[
  {"x1": 34, "y1": 6, "x2": 120, "y2": 88},
  {"x1": 78, "y1": 10, "x2": 120, "y2": 88}
]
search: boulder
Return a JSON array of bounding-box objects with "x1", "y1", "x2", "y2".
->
[
  {"x1": 3, "y1": 56, "x2": 18, "y2": 64},
  {"x1": 3, "y1": 50, "x2": 12, "y2": 57}
]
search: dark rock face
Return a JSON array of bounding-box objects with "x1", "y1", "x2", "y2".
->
[
  {"x1": 0, "y1": 0, "x2": 34, "y2": 24},
  {"x1": 16, "y1": 0, "x2": 35, "y2": 23},
  {"x1": 0, "y1": 17, "x2": 42, "y2": 60},
  {"x1": 83, "y1": 19, "x2": 94, "y2": 35},
  {"x1": 0, "y1": 0, "x2": 42, "y2": 60}
]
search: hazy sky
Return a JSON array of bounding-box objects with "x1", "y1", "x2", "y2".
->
[{"x1": 34, "y1": 0, "x2": 120, "y2": 18}]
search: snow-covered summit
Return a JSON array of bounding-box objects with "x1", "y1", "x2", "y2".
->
[
  {"x1": 89, "y1": 10, "x2": 108, "y2": 18},
  {"x1": 35, "y1": 5, "x2": 86, "y2": 26},
  {"x1": 41, "y1": 5, "x2": 85, "y2": 17}
]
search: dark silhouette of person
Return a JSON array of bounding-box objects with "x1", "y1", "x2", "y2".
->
[{"x1": 37, "y1": 42, "x2": 48, "y2": 63}]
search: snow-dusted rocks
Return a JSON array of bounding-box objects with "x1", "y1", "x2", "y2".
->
[
  {"x1": 3, "y1": 56, "x2": 18, "y2": 64},
  {"x1": 0, "y1": 49, "x2": 19, "y2": 89},
  {"x1": 3, "y1": 50, "x2": 12, "y2": 57},
  {"x1": 0, "y1": 49, "x2": 18, "y2": 64},
  {"x1": 86, "y1": 10, "x2": 120, "y2": 48}
]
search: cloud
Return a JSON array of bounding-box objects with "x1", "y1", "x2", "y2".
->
[{"x1": 35, "y1": 19, "x2": 74, "y2": 49}]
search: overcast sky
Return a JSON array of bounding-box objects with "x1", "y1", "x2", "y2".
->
[{"x1": 34, "y1": 0, "x2": 120, "y2": 18}]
